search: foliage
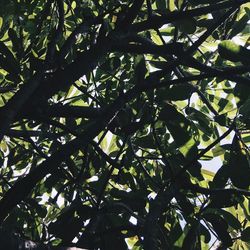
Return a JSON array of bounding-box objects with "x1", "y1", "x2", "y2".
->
[{"x1": 0, "y1": 0, "x2": 249, "y2": 249}]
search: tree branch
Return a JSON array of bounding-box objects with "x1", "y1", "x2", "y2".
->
[
  {"x1": 45, "y1": 0, "x2": 64, "y2": 64},
  {"x1": 0, "y1": 73, "x2": 44, "y2": 142},
  {"x1": 116, "y1": 0, "x2": 145, "y2": 31},
  {"x1": 58, "y1": 16, "x2": 103, "y2": 63},
  {"x1": 0, "y1": 63, "x2": 248, "y2": 224},
  {"x1": 131, "y1": 0, "x2": 247, "y2": 32},
  {"x1": 6, "y1": 129, "x2": 64, "y2": 139},
  {"x1": 174, "y1": 122, "x2": 235, "y2": 181},
  {"x1": 111, "y1": 42, "x2": 183, "y2": 56},
  {"x1": 20, "y1": 104, "x2": 102, "y2": 119},
  {"x1": 186, "y1": 183, "x2": 250, "y2": 197}
]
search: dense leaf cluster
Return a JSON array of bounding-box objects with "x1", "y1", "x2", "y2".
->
[{"x1": 0, "y1": 0, "x2": 249, "y2": 249}]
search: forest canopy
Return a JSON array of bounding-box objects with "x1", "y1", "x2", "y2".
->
[{"x1": 0, "y1": 0, "x2": 249, "y2": 249}]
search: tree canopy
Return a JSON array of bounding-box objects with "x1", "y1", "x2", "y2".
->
[{"x1": 0, "y1": 0, "x2": 250, "y2": 249}]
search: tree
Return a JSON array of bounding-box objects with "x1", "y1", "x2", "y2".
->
[{"x1": 0, "y1": 0, "x2": 249, "y2": 249}]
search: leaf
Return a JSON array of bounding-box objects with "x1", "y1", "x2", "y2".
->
[
  {"x1": 156, "y1": 0, "x2": 167, "y2": 10},
  {"x1": 204, "y1": 208, "x2": 242, "y2": 232},
  {"x1": 133, "y1": 134, "x2": 156, "y2": 149},
  {"x1": 109, "y1": 189, "x2": 146, "y2": 211},
  {"x1": 175, "y1": 18, "x2": 196, "y2": 34},
  {"x1": 168, "y1": 0, "x2": 176, "y2": 11},
  {"x1": 229, "y1": 13, "x2": 249, "y2": 38},
  {"x1": 219, "y1": 209, "x2": 241, "y2": 230},
  {"x1": 217, "y1": 97, "x2": 234, "y2": 113},
  {"x1": 150, "y1": 30, "x2": 163, "y2": 45},
  {"x1": 239, "y1": 98, "x2": 250, "y2": 117},
  {"x1": 188, "y1": 0, "x2": 218, "y2": 4},
  {"x1": 159, "y1": 103, "x2": 192, "y2": 147},
  {"x1": 242, "y1": 227, "x2": 250, "y2": 242},
  {"x1": 177, "y1": 0, "x2": 184, "y2": 9},
  {"x1": 202, "y1": 213, "x2": 233, "y2": 247},
  {"x1": 200, "y1": 224, "x2": 211, "y2": 244},
  {"x1": 182, "y1": 221, "x2": 199, "y2": 250},
  {"x1": 158, "y1": 84, "x2": 194, "y2": 101},
  {"x1": 169, "y1": 219, "x2": 183, "y2": 244},
  {"x1": 149, "y1": 60, "x2": 168, "y2": 70},
  {"x1": 211, "y1": 165, "x2": 229, "y2": 188},
  {"x1": 234, "y1": 83, "x2": 250, "y2": 107},
  {"x1": 0, "y1": 41, "x2": 18, "y2": 70},
  {"x1": 214, "y1": 114, "x2": 228, "y2": 126},
  {"x1": 77, "y1": 205, "x2": 96, "y2": 221},
  {"x1": 186, "y1": 107, "x2": 213, "y2": 135},
  {"x1": 134, "y1": 55, "x2": 147, "y2": 84},
  {"x1": 0, "y1": 54, "x2": 19, "y2": 74},
  {"x1": 175, "y1": 191, "x2": 194, "y2": 216},
  {"x1": 229, "y1": 135, "x2": 250, "y2": 189},
  {"x1": 100, "y1": 56, "x2": 121, "y2": 72},
  {"x1": 218, "y1": 40, "x2": 250, "y2": 65},
  {"x1": 212, "y1": 146, "x2": 225, "y2": 157},
  {"x1": 8, "y1": 28, "x2": 22, "y2": 57},
  {"x1": 209, "y1": 191, "x2": 243, "y2": 208},
  {"x1": 187, "y1": 160, "x2": 203, "y2": 180},
  {"x1": 26, "y1": 198, "x2": 47, "y2": 218},
  {"x1": 71, "y1": 1, "x2": 76, "y2": 9},
  {"x1": 49, "y1": 217, "x2": 82, "y2": 242}
]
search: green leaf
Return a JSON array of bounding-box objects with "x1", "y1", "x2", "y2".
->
[
  {"x1": 176, "y1": 191, "x2": 194, "y2": 216},
  {"x1": 8, "y1": 28, "x2": 22, "y2": 57},
  {"x1": 218, "y1": 40, "x2": 250, "y2": 65},
  {"x1": 242, "y1": 227, "x2": 250, "y2": 242},
  {"x1": 229, "y1": 13, "x2": 249, "y2": 38},
  {"x1": 212, "y1": 146, "x2": 225, "y2": 157},
  {"x1": 159, "y1": 103, "x2": 192, "y2": 147},
  {"x1": 175, "y1": 18, "x2": 196, "y2": 34},
  {"x1": 158, "y1": 84, "x2": 194, "y2": 101},
  {"x1": 177, "y1": 0, "x2": 184, "y2": 9},
  {"x1": 219, "y1": 209, "x2": 241, "y2": 230},
  {"x1": 134, "y1": 55, "x2": 147, "y2": 84},
  {"x1": 167, "y1": 0, "x2": 176, "y2": 11},
  {"x1": 26, "y1": 198, "x2": 47, "y2": 218},
  {"x1": 77, "y1": 205, "x2": 96, "y2": 221},
  {"x1": 203, "y1": 213, "x2": 233, "y2": 247},
  {"x1": 229, "y1": 135, "x2": 250, "y2": 189},
  {"x1": 100, "y1": 56, "x2": 121, "y2": 72},
  {"x1": 149, "y1": 60, "x2": 168, "y2": 70},
  {"x1": 214, "y1": 114, "x2": 228, "y2": 126},
  {"x1": 182, "y1": 221, "x2": 199, "y2": 250},
  {"x1": 188, "y1": 161, "x2": 203, "y2": 180},
  {"x1": 179, "y1": 138, "x2": 197, "y2": 159},
  {"x1": 217, "y1": 97, "x2": 234, "y2": 113},
  {"x1": 211, "y1": 165, "x2": 229, "y2": 188},
  {"x1": 133, "y1": 134, "x2": 156, "y2": 149},
  {"x1": 209, "y1": 191, "x2": 243, "y2": 208},
  {"x1": 186, "y1": 107, "x2": 213, "y2": 135},
  {"x1": 200, "y1": 224, "x2": 211, "y2": 244},
  {"x1": 156, "y1": 0, "x2": 167, "y2": 10},
  {"x1": 188, "y1": 0, "x2": 218, "y2": 4},
  {"x1": 239, "y1": 98, "x2": 250, "y2": 117}
]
